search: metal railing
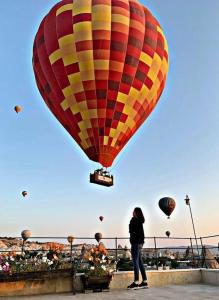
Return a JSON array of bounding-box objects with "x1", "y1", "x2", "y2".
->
[{"x1": 0, "y1": 234, "x2": 219, "y2": 272}]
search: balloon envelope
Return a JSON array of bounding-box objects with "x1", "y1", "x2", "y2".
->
[
  {"x1": 21, "y1": 230, "x2": 31, "y2": 241},
  {"x1": 33, "y1": 0, "x2": 168, "y2": 167},
  {"x1": 165, "y1": 231, "x2": 170, "y2": 238},
  {"x1": 99, "y1": 216, "x2": 104, "y2": 222},
  {"x1": 22, "y1": 191, "x2": 28, "y2": 197},
  {"x1": 67, "y1": 236, "x2": 75, "y2": 244},
  {"x1": 95, "y1": 232, "x2": 102, "y2": 243},
  {"x1": 14, "y1": 106, "x2": 22, "y2": 113},
  {"x1": 159, "y1": 197, "x2": 176, "y2": 218}
]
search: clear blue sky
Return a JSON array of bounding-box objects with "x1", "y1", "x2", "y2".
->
[{"x1": 0, "y1": 1, "x2": 219, "y2": 245}]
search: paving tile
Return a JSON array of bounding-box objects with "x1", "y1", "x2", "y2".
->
[{"x1": 1, "y1": 284, "x2": 219, "y2": 300}]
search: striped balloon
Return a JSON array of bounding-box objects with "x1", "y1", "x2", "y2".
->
[{"x1": 33, "y1": 0, "x2": 168, "y2": 167}]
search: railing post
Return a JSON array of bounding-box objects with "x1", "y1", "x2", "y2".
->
[
  {"x1": 21, "y1": 239, "x2": 25, "y2": 255},
  {"x1": 154, "y1": 237, "x2": 158, "y2": 270},
  {"x1": 190, "y1": 237, "x2": 195, "y2": 268},
  {"x1": 200, "y1": 237, "x2": 207, "y2": 268},
  {"x1": 70, "y1": 242, "x2": 73, "y2": 263},
  {"x1": 115, "y1": 237, "x2": 118, "y2": 271}
]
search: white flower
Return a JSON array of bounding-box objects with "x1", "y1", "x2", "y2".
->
[
  {"x1": 0, "y1": 266, "x2": 2, "y2": 271},
  {"x1": 5, "y1": 262, "x2": 9, "y2": 266},
  {"x1": 90, "y1": 266, "x2": 95, "y2": 270},
  {"x1": 101, "y1": 265, "x2": 106, "y2": 270}
]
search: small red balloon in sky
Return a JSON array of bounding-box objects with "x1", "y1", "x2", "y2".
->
[{"x1": 14, "y1": 106, "x2": 22, "y2": 113}]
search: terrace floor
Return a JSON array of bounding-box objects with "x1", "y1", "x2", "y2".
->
[{"x1": 1, "y1": 284, "x2": 219, "y2": 300}]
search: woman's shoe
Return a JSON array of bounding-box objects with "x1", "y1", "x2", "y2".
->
[
  {"x1": 138, "y1": 281, "x2": 148, "y2": 289},
  {"x1": 127, "y1": 282, "x2": 139, "y2": 290}
]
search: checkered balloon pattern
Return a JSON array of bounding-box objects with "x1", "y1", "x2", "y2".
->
[{"x1": 33, "y1": 0, "x2": 168, "y2": 167}]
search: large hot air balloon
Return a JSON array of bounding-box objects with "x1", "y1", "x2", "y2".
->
[
  {"x1": 33, "y1": 0, "x2": 168, "y2": 181},
  {"x1": 159, "y1": 197, "x2": 176, "y2": 219}
]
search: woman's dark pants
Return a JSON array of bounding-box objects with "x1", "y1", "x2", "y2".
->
[{"x1": 131, "y1": 244, "x2": 147, "y2": 282}]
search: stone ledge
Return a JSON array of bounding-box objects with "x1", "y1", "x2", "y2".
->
[
  {"x1": 110, "y1": 269, "x2": 202, "y2": 289},
  {"x1": 201, "y1": 269, "x2": 219, "y2": 285}
]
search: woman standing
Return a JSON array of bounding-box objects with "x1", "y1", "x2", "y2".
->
[{"x1": 127, "y1": 207, "x2": 148, "y2": 289}]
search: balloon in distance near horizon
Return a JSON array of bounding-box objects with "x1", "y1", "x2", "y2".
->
[
  {"x1": 67, "y1": 235, "x2": 75, "y2": 244},
  {"x1": 95, "y1": 232, "x2": 102, "y2": 243},
  {"x1": 21, "y1": 230, "x2": 32, "y2": 241},
  {"x1": 32, "y1": 0, "x2": 169, "y2": 168},
  {"x1": 159, "y1": 197, "x2": 176, "y2": 219},
  {"x1": 165, "y1": 231, "x2": 170, "y2": 238}
]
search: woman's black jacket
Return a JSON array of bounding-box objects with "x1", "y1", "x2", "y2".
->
[{"x1": 129, "y1": 217, "x2": 145, "y2": 245}]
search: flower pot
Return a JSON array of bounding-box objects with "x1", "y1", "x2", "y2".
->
[{"x1": 82, "y1": 274, "x2": 112, "y2": 292}]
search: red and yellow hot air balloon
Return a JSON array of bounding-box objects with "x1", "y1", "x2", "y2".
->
[
  {"x1": 14, "y1": 106, "x2": 22, "y2": 113},
  {"x1": 33, "y1": 0, "x2": 168, "y2": 174}
]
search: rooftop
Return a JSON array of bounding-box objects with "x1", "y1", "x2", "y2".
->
[{"x1": 1, "y1": 284, "x2": 219, "y2": 300}]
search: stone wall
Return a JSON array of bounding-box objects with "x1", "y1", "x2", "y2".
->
[
  {"x1": 3, "y1": 269, "x2": 219, "y2": 297},
  {"x1": 110, "y1": 269, "x2": 202, "y2": 289},
  {"x1": 0, "y1": 269, "x2": 205, "y2": 297},
  {"x1": 201, "y1": 269, "x2": 219, "y2": 285}
]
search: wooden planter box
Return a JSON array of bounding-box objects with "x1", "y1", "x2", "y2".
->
[{"x1": 81, "y1": 274, "x2": 112, "y2": 292}]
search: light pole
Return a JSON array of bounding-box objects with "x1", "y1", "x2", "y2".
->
[{"x1": 184, "y1": 195, "x2": 200, "y2": 257}]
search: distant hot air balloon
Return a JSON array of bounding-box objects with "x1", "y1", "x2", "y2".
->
[
  {"x1": 14, "y1": 106, "x2": 22, "y2": 113},
  {"x1": 67, "y1": 236, "x2": 75, "y2": 244},
  {"x1": 22, "y1": 191, "x2": 28, "y2": 197},
  {"x1": 32, "y1": 0, "x2": 169, "y2": 180},
  {"x1": 159, "y1": 197, "x2": 176, "y2": 219},
  {"x1": 165, "y1": 231, "x2": 170, "y2": 238},
  {"x1": 99, "y1": 216, "x2": 104, "y2": 222},
  {"x1": 21, "y1": 230, "x2": 32, "y2": 241},
  {"x1": 95, "y1": 232, "x2": 102, "y2": 243}
]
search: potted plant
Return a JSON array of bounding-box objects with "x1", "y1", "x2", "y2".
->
[{"x1": 80, "y1": 243, "x2": 116, "y2": 292}]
